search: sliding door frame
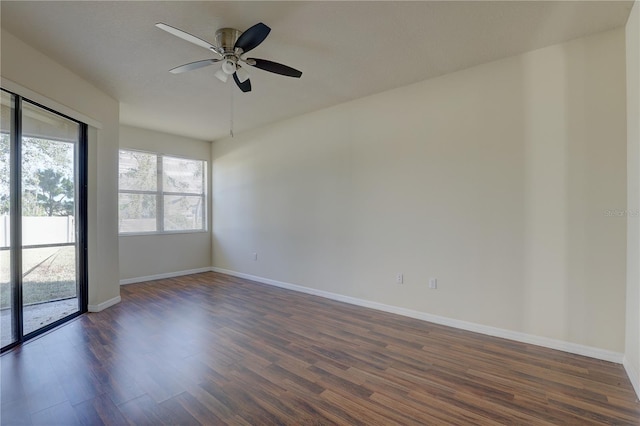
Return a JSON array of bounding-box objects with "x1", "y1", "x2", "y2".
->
[
  {"x1": 9, "y1": 93, "x2": 24, "y2": 349},
  {"x1": 1, "y1": 88, "x2": 88, "y2": 353}
]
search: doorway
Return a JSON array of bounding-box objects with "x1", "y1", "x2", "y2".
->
[{"x1": 1, "y1": 89, "x2": 87, "y2": 351}]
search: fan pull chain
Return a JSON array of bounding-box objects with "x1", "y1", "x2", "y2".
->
[{"x1": 229, "y1": 83, "x2": 234, "y2": 138}]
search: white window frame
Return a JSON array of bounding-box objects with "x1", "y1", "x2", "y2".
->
[{"x1": 118, "y1": 149, "x2": 207, "y2": 235}]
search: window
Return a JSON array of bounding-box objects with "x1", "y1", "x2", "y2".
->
[{"x1": 118, "y1": 149, "x2": 206, "y2": 234}]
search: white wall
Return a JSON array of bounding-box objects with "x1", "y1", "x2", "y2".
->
[
  {"x1": 119, "y1": 125, "x2": 211, "y2": 281},
  {"x1": 625, "y1": 0, "x2": 640, "y2": 396},
  {"x1": 212, "y1": 28, "x2": 627, "y2": 353},
  {"x1": 1, "y1": 29, "x2": 120, "y2": 309}
]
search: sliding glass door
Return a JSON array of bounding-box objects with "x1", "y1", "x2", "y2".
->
[
  {"x1": 1, "y1": 91, "x2": 16, "y2": 348},
  {"x1": 1, "y1": 88, "x2": 87, "y2": 351}
]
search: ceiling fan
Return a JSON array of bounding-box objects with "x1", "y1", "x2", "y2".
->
[{"x1": 155, "y1": 22, "x2": 302, "y2": 93}]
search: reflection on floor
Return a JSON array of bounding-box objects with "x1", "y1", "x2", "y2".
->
[{"x1": 0, "y1": 298, "x2": 77, "y2": 347}]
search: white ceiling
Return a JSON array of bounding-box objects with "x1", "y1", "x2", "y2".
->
[{"x1": 1, "y1": 1, "x2": 633, "y2": 141}]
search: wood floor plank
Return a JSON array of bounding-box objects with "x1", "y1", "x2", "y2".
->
[
  {"x1": 0, "y1": 398, "x2": 33, "y2": 426},
  {"x1": 118, "y1": 393, "x2": 198, "y2": 426},
  {"x1": 166, "y1": 391, "x2": 226, "y2": 425},
  {"x1": 2, "y1": 271, "x2": 639, "y2": 425},
  {"x1": 30, "y1": 401, "x2": 81, "y2": 426},
  {"x1": 72, "y1": 393, "x2": 129, "y2": 426}
]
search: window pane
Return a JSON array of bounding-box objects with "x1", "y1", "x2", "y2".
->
[
  {"x1": 164, "y1": 195, "x2": 203, "y2": 231},
  {"x1": 163, "y1": 156, "x2": 203, "y2": 194},
  {"x1": 119, "y1": 193, "x2": 156, "y2": 232},
  {"x1": 119, "y1": 150, "x2": 157, "y2": 191},
  {"x1": 21, "y1": 100, "x2": 79, "y2": 335},
  {"x1": 1, "y1": 90, "x2": 14, "y2": 348},
  {"x1": 21, "y1": 138, "x2": 75, "y2": 225}
]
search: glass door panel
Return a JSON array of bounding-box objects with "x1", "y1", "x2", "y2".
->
[
  {"x1": 21, "y1": 101, "x2": 79, "y2": 335},
  {"x1": 0, "y1": 91, "x2": 15, "y2": 347}
]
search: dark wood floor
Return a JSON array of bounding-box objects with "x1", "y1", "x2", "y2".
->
[{"x1": 1, "y1": 272, "x2": 639, "y2": 425}]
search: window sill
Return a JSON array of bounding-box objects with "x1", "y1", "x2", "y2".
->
[{"x1": 119, "y1": 229, "x2": 209, "y2": 237}]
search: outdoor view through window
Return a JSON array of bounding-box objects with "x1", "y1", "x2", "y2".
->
[{"x1": 118, "y1": 150, "x2": 206, "y2": 234}]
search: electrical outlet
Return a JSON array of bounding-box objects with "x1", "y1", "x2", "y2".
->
[
  {"x1": 429, "y1": 278, "x2": 437, "y2": 289},
  {"x1": 396, "y1": 273, "x2": 403, "y2": 284},
  {"x1": 252, "y1": 252, "x2": 258, "y2": 261}
]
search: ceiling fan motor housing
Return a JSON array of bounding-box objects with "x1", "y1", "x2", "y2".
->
[{"x1": 215, "y1": 27, "x2": 243, "y2": 55}]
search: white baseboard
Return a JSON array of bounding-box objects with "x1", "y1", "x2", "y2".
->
[
  {"x1": 623, "y1": 356, "x2": 640, "y2": 400},
  {"x1": 119, "y1": 267, "x2": 212, "y2": 285},
  {"x1": 88, "y1": 295, "x2": 121, "y2": 312},
  {"x1": 211, "y1": 266, "x2": 624, "y2": 365}
]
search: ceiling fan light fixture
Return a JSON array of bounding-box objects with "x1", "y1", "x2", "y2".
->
[
  {"x1": 215, "y1": 69, "x2": 229, "y2": 82},
  {"x1": 236, "y1": 67, "x2": 250, "y2": 83},
  {"x1": 221, "y1": 58, "x2": 237, "y2": 75}
]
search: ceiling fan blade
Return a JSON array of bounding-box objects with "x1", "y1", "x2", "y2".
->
[
  {"x1": 246, "y1": 58, "x2": 302, "y2": 78},
  {"x1": 234, "y1": 22, "x2": 270, "y2": 53},
  {"x1": 169, "y1": 59, "x2": 220, "y2": 74},
  {"x1": 233, "y1": 72, "x2": 252, "y2": 92},
  {"x1": 155, "y1": 23, "x2": 220, "y2": 55}
]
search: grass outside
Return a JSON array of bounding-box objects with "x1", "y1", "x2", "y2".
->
[{"x1": 0, "y1": 246, "x2": 76, "y2": 309}]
